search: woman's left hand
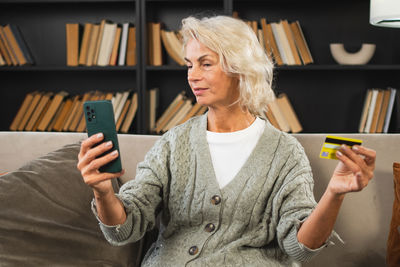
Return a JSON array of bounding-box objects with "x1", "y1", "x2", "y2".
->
[{"x1": 329, "y1": 145, "x2": 376, "y2": 195}]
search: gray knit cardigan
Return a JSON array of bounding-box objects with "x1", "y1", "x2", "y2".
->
[{"x1": 94, "y1": 114, "x2": 328, "y2": 266}]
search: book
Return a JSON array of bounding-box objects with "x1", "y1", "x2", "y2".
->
[
  {"x1": 37, "y1": 91, "x2": 69, "y2": 131},
  {"x1": 10, "y1": 91, "x2": 35, "y2": 131},
  {"x1": 276, "y1": 93, "x2": 302, "y2": 133},
  {"x1": 369, "y1": 89, "x2": 384, "y2": 133},
  {"x1": 47, "y1": 100, "x2": 65, "y2": 131},
  {"x1": 116, "y1": 98, "x2": 131, "y2": 131},
  {"x1": 78, "y1": 23, "x2": 93, "y2": 65},
  {"x1": 267, "y1": 99, "x2": 290, "y2": 132},
  {"x1": 364, "y1": 89, "x2": 379, "y2": 133},
  {"x1": 383, "y1": 88, "x2": 397, "y2": 133},
  {"x1": 8, "y1": 24, "x2": 34, "y2": 65},
  {"x1": 120, "y1": 92, "x2": 138, "y2": 133},
  {"x1": 126, "y1": 25, "x2": 136, "y2": 66},
  {"x1": 156, "y1": 97, "x2": 186, "y2": 133},
  {"x1": 17, "y1": 92, "x2": 42, "y2": 131},
  {"x1": 52, "y1": 97, "x2": 73, "y2": 132},
  {"x1": 118, "y1": 22, "x2": 129, "y2": 66},
  {"x1": 166, "y1": 31, "x2": 184, "y2": 64},
  {"x1": 114, "y1": 90, "x2": 130, "y2": 122},
  {"x1": 97, "y1": 21, "x2": 117, "y2": 66},
  {"x1": 25, "y1": 92, "x2": 53, "y2": 131},
  {"x1": 160, "y1": 29, "x2": 185, "y2": 65},
  {"x1": 148, "y1": 88, "x2": 159, "y2": 132},
  {"x1": 93, "y1": 19, "x2": 107, "y2": 65},
  {"x1": 149, "y1": 22, "x2": 162, "y2": 66},
  {"x1": 270, "y1": 23, "x2": 288, "y2": 65},
  {"x1": 276, "y1": 21, "x2": 295, "y2": 65},
  {"x1": 290, "y1": 21, "x2": 313, "y2": 64},
  {"x1": 154, "y1": 91, "x2": 185, "y2": 133},
  {"x1": 281, "y1": 20, "x2": 301, "y2": 65},
  {"x1": 0, "y1": 53, "x2": 4, "y2": 66},
  {"x1": 163, "y1": 99, "x2": 193, "y2": 132},
  {"x1": 0, "y1": 26, "x2": 18, "y2": 65},
  {"x1": 376, "y1": 88, "x2": 392, "y2": 133},
  {"x1": 32, "y1": 95, "x2": 53, "y2": 131},
  {"x1": 109, "y1": 26, "x2": 121, "y2": 66},
  {"x1": 265, "y1": 107, "x2": 281, "y2": 130},
  {"x1": 62, "y1": 95, "x2": 81, "y2": 131},
  {"x1": 260, "y1": 18, "x2": 273, "y2": 62},
  {"x1": 0, "y1": 30, "x2": 12, "y2": 66},
  {"x1": 68, "y1": 91, "x2": 92, "y2": 131},
  {"x1": 65, "y1": 23, "x2": 79, "y2": 66},
  {"x1": 358, "y1": 89, "x2": 373, "y2": 133},
  {"x1": 86, "y1": 24, "x2": 100, "y2": 66},
  {"x1": 266, "y1": 22, "x2": 283, "y2": 65}
]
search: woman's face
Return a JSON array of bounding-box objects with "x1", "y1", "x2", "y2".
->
[{"x1": 184, "y1": 38, "x2": 239, "y2": 109}]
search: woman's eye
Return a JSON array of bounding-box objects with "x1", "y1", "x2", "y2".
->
[{"x1": 186, "y1": 65, "x2": 192, "y2": 69}]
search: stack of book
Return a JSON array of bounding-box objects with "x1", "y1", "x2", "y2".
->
[
  {"x1": 9, "y1": 90, "x2": 138, "y2": 133},
  {"x1": 147, "y1": 22, "x2": 184, "y2": 66},
  {"x1": 0, "y1": 24, "x2": 34, "y2": 66},
  {"x1": 150, "y1": 90, "x2": 301, "y2": 134},
  {"x1": 359, "y1": 87, "x2": 398, "y2": 133},
  {"x1": 248, "y1": 18, "x2": 313, "y2": 66},
  {"x1": 266, "y1": 92, "x2": 303, "y2": 133},
  {"x1": 146, "y1": 17, "x2": 312, "y2": 67},
  {"x1": 151, "y1": 91, "x2": 207, "y2": 134},
  {"x1": 66, "y1": 20, "x2": 136, "y2": 67}
]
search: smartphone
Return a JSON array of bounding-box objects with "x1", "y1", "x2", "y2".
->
[{"x1": 83, "y1": 100, "x2": 122, "y2": 173}]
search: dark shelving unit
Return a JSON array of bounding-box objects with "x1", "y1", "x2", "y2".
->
[{"x1": 1, "y1": 0, "x2": 399, "y2": 133}]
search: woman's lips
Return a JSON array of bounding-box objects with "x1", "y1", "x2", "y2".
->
[{"x1": 193, "y1": 88, "x2": 208, "y2": 96}]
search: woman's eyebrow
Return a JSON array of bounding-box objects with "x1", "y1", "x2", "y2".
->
[{"x1": 184, "y1": 54, "x2": 211, "y2": 63}]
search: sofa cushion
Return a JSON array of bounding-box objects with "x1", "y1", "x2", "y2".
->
[{"x1": 0, "y1": 142, "x2": 141, "y2": 266}]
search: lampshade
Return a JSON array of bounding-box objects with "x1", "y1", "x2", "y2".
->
[{"x1": 370, "y1": 0, "x2": 400, "y2": 28}]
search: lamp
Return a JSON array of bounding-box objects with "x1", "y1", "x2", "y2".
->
[{"x1": 370, "y1": 0, "x2": 400, "y2": 28}]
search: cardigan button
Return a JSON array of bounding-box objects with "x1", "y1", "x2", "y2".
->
[
  {"x1": 211, "y1": 195, "x2": 221, "y2": 205},
  {"x1": 188, "y1": 246, "x2": 198, "y2": 255},
  {"x1": 205, "y1": 223, "x2": 216, "y2": 232}
]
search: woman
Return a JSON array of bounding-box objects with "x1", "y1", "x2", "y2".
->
[{"x1": 77, "y1": 16, "x2": 376, "y2": 266}]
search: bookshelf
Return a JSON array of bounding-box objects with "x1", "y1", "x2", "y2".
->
[{"x1": 1, "y1": 0, "x2": 399, "y2": 133}]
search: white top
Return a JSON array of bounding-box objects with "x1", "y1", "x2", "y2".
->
[{"x1": 206, "y1": 117, "x2": 266, "y2": 188}]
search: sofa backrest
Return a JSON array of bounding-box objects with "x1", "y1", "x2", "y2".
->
[{"x1": 1, "y1": 131, "x2": 399, "y2": 267}]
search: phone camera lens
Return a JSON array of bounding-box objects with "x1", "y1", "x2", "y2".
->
[
  {"x1": 91, "y1": 109, "x2": 95, "y2": 113},
  {"x1": 88, "y1": 118, "x2": 92, "y2": 122},
  {"x1": 86, "y1": 106, "x2": 90, "y2": 110}
]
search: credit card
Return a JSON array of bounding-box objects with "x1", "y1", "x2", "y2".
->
[{"x1": 320, "y1": 135, "x2": 363, "y2": 160}]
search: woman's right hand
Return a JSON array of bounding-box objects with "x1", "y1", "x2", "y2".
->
[{"x1": 77, "y1": 133, "x2": 125, "y2": 196}]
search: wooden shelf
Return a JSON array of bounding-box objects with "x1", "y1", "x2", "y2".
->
[{"x1": 0, "y1": 66, "x2": 136, "y2": 71}]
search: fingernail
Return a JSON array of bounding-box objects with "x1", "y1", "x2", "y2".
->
[
  {"x1": 97, "y1": 133, "x2": 103, "y2": 139},
  {"x1": 111, "y1": 150, "x2": 118, "y2": 156},
  {"x1": 106, "y1": 141, "x2": 112, "y2": 147},
  {"x1": 341, "y1": 144, "x2": 347, "y2": 150},
  {"x1": 352, "y1": 145, "x2": 358, "y2": 151},
  {"x1": 336, "y1": 151, "x2": 343, "y2": 157}
]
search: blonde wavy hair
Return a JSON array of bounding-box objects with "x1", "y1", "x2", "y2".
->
[{"x1": 180, "y1": 15, "x2": 275, "y2": 117}]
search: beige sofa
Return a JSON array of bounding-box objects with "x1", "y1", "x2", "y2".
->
[{"x1": 0, "y1": 131, "x2": 399, "y2": 266}]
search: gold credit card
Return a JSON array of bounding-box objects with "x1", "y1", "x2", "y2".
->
[{"x1": 320, "y1": 135, "x2": 363, "y2": 160}]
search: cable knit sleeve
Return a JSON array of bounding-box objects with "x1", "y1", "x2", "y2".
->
[
  {"x1": 274, "y1": 137, "x2": 329, "y2": 262},
  {"x1": 93, "y1": 133, "x2": 172, "y2": 246}
]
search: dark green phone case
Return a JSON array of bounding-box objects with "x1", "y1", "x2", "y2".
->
[{"x1": 83, "y1": 100, "x2": 122, "y2": 173}]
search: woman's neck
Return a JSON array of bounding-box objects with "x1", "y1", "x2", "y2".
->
[{"x1": 207, "y1": 106, "x2": 256, "y2": 133}]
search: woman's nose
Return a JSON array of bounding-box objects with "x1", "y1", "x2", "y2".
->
[{"x1": 188, "y1": 66, "x2": 202, "y2": 82}]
